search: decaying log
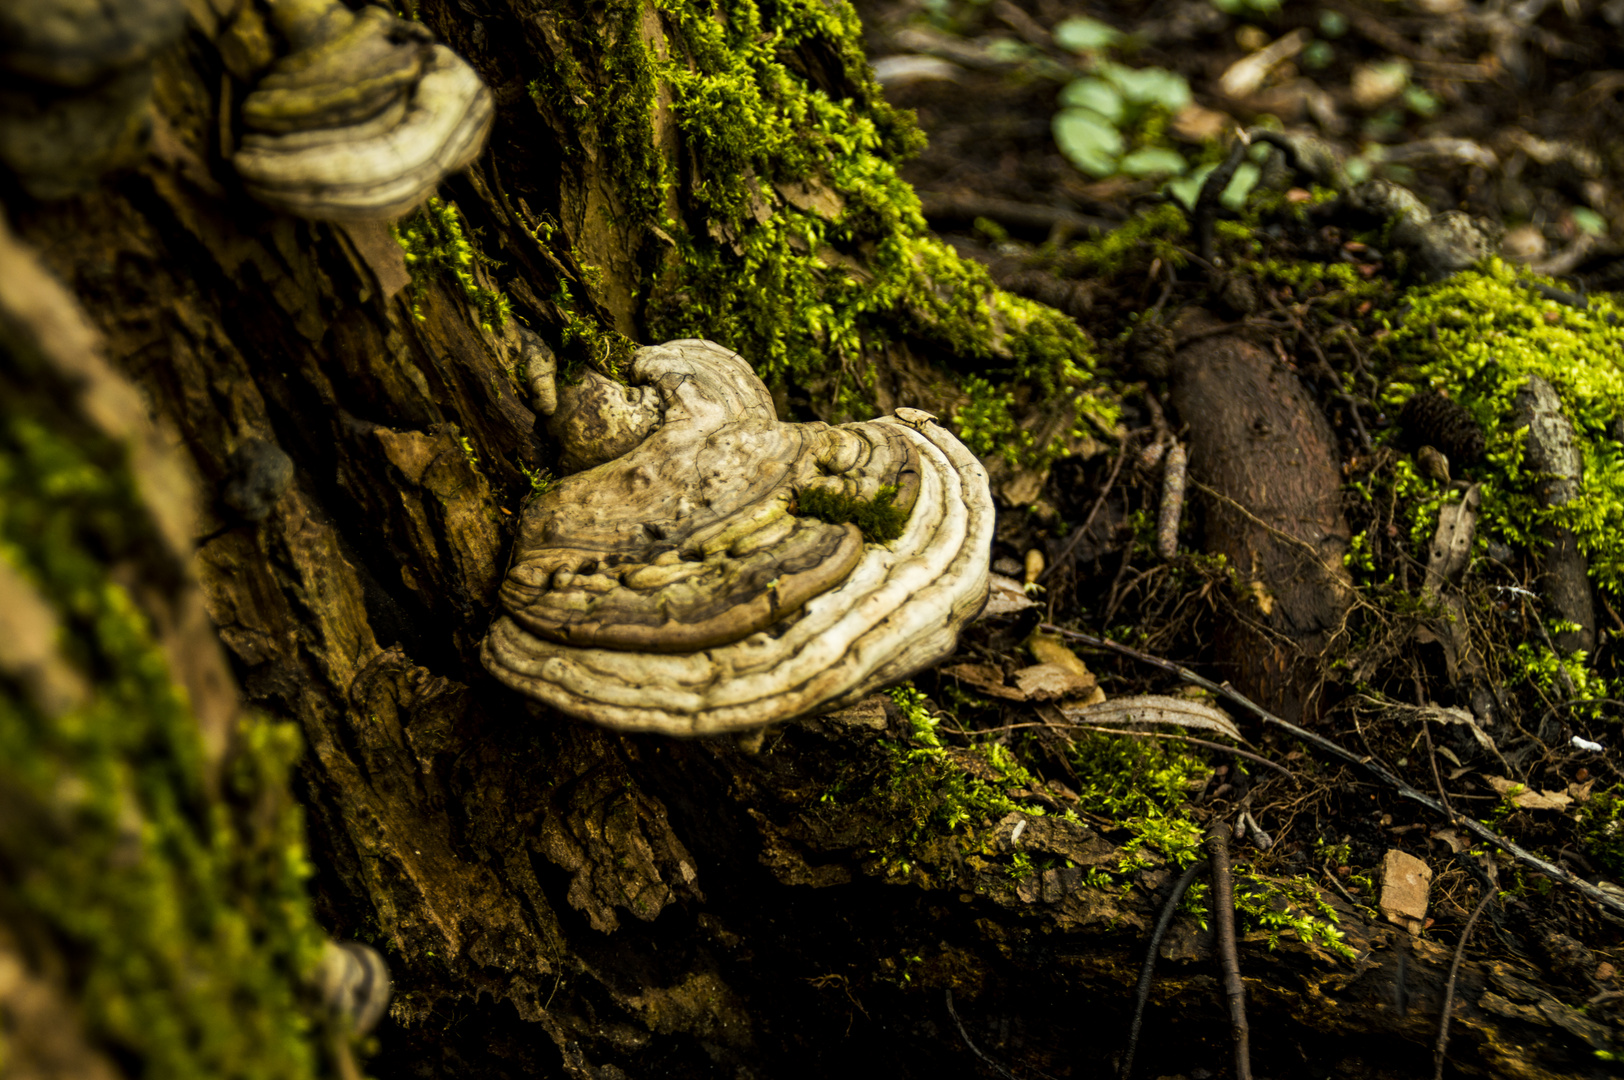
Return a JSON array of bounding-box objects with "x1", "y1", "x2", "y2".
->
[{"x1": 1170, "y1": 310, "x2": 1354, "y2": 722}]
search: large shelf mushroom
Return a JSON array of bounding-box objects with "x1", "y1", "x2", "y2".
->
[
  {"x1": 482, "y1": 339, "x2": 993, "y2": 736},
  {"x1": 232, "y1": 0, "x2": 493, "y2": 221}
]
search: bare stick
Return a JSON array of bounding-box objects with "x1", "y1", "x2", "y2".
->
[
  {"x1": 1206, "y1": 822, "x2": 1252, "y2": 1080},
  {"x1": 1121, "y1": 858, "x2": 1210, "y2": 1080},
  {"x1": 1194, "y1": 135, "x2": 1250, "y2": 266},
  {"x1": 1155, "y1": 442, "x2": 1187, "y2": 560},
  {"x1": 945, "y1": 989, "x2": 1021, "y2": 1080},
  {"x1": 1039, "y1": 623, "x2": 1624, "y2": 919},
  {"x1": 1434, "y1": 888, "x2": 1495, "y2": 1080}
]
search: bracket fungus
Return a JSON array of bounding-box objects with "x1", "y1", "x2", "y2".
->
[
  {"x1": 232, "y1": 0, "x2": 493, "y2": 221},
  {"x1": 482, "y1": 339, "x2": 994, "y2": 736}
]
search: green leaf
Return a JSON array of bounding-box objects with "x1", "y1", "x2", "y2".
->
[
  {"x1": 1119, "y1": 147, "x2": 1188, "y2": 177},
  {"x1": 1222, "y1": 161, "x2": 1261, "y2": 209},
  {"x1": 1101, "y1": 63, "x2": 1191, "y2": 111},
  {"x1": 1053, "y1": 15, "x2": 1121, "y2": 52},
  {"x1": 1572, "y1": 207, "x2": 1608, "y2": 237},
  {"x1": 1058, "y1": 78, "x2": 1125, "y2": 123},
  {"x1": 1052, "y1": 108, "x2": 1124, "y2": 177},
  {"x1": 1164, "y1": 163, "x2": 1213, "y2": 210}
]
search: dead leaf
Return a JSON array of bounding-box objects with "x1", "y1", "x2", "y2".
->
[
  {"x1": 940, "y1": 662, "x2": 1026, "y2": 701},
  {"x1": 1431, "y1": 828, "x2": 1467, "y2": 854},
  {"x1": 1012, "y1": 663, "x2": 1097, "y2": 702},
  {"x1": 981, "y1": 573, "x2": 1038, "y2": 618},
  {"x1": 1485, "y1": 775, "x2": 1573, "y2": 811},
  {"x1": 1026, "y1": 633, "x2": 1096, "y2": 682},
  {"x1": 1379, "y1": 849, "x2": 1432, "y2": 935},
  {"x1": 1064, "y1": 694, "x2": 1244, "y2": 743}
]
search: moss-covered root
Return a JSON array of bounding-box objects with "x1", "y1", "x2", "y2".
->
[{"x1": 0, "y1": 217, "x2": 326, "y2": 1078}]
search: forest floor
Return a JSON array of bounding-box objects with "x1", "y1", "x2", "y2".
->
[{"x1": 829, "y1": 0, "x2": 1624, "y2": 1073}]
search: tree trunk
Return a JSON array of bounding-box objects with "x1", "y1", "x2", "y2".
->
[{"x1": 2, "y1": 0, "x2": 1613, "y2": 1077}]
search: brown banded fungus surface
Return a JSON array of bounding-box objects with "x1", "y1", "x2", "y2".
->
[{"x1": 482, "y1": 339, "x2": 994, "y2": 735}]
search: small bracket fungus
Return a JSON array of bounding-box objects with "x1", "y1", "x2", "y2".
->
[
  {"x1": 232, "y1": 0, "x2": 493, "y2": 222},
  {"x1": 483, "y1": 339, "x2": 993, "y2": 735}
]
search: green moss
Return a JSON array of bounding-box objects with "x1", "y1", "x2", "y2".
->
[
  {"x1": 1382, "y1": 260, "x2": 1624, "y2": 599},
  {"x1": 517, "y1": 0, "x2": 1113, "y2": 471},
  {"x1": 1057, "y1": 202, "x2": 1189, "y2": 281},
  {"x1": 1582, "y1": 789, "x2": 1624, "y2": 877},
  {"x1": 394, "y1": 196, "x2": 511, "y2": 333},
  {"x1": 795, "y1": 483, "x2": 907, "y2": 543},
  {"x1": 0, "y1": 410, "x2": 323, "y2": 1076}
]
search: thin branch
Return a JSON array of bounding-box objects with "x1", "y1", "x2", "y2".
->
[
  {"x1": 945, "y1": 989, "x2": 1022, "y2": 1080},
  {"x1": 1434, "y1": 887, "x2": 1495, "y2": 1080},
  {"x1": 1039, "y1": 624, "x2": 1624, "y2": 919},
  {"x1": 1206, "y1": 822, "x2": 1252, "y2": 1080},
  {"x1": 1121, "y1": 858, "x2": 1211, "y2": 1080}
]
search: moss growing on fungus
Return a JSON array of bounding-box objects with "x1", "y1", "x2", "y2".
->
[
  {"x1": 795, "y1": 483, "x2": 907, "y2": 543},
  {"x1": 0, "y1": 410, "x2": 323, "y2": 1077}
]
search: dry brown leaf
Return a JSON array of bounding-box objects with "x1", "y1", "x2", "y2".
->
[
  {"x1": 1379, "y1": 849, "x2": 1431, "y2": 934},
  {"x1": 982, "y1": 573, "x2": 1038, "y2": 618},
  {"x1": 1026, "y1": 633, "x2": 1097, "y2": 683},
  {"x1": 1012, "y1": 663, "x2": 1097, "y2": 702},
  {"x1": 1063, "y1": 694, "x2": 1244, "y2": 743},
  {"x1": 940, "y1": 662, "x2": 1026, "y2": 701},
  {"x1": 1485, "y1": 775, "x2": 1573, "y2": 811}
]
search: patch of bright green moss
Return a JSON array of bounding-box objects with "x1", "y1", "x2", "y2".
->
[
  {"x1": 0, "y1": 411, "x2": 323, "y2": 1077},
  {"x1": 394, "y1": 196, "x2": 511, "y2": 334},
  {"x1": 1058, "y1": 202, "x2": 1189, "y2": 280},
  {"x1": 796, "y1": 483, "x2": 908, "y2": 543},
  {"x1": 1381, "y1": 259, "x2": 1624, "y2": 601},
  {"x1": 522, "y1": 0, "x2": 1115, "y2": 471}
]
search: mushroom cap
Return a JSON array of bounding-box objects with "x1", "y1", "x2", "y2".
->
[
  {"x1": 482, "y1": 339, "x2": 993, "y2": 736},
  {"x1": 233, "y1": 5, "x2": 493, "y2": 222}
]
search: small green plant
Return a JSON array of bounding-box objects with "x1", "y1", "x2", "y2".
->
[
  {"x1": 888, "y1": 685, "x2": 940, "y2": 748},
  {"x1": 519, "y1": 461, "x2": 556, "y2": 497},
  {"x1": 796, "y1": 483, "x2": 908, "y2": 544},
  {"x1": 1580, "y1": 786, "x2": 1624, "y2": 877},
  {"x1": 1233, "y1": 869, "x2": 1357, "y2": 960}
]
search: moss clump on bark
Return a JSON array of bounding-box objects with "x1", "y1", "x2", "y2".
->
[
  {"x1": 0, "y1": 410, "x2": 324, "y2": 1077},
  {"x1": 523, "y1": 0, "x2": 1114, "y2": 470}
]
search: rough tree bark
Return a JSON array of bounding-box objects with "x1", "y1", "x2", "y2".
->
[{"x1": 2, "y1": 0, "x2": 1615, "y2": 1077}]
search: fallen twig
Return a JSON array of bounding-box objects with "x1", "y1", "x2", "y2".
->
[
  {"x1": 1155, "y1": 442, "x2": 1187, "y2": 560},
  {"x1": 1193, "y1": 134, "x2": 1250, "y2": 266},
  {"x1": 1207, "y1": 822, "x2": 1252, "y2": 1080},
  {"x1": 1040, "y1": 624, "x2": 1624, "y2": 919},
  {"x1": 945, "y1": 989, "x2": 1021, "y2": 1080},
  {"x1": 1434, "y1": 887, "x2": 1495, "y2": 1080},
  {"x1": 1121, "y1": 858, "x2": 1211, "y2": 1080}
]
